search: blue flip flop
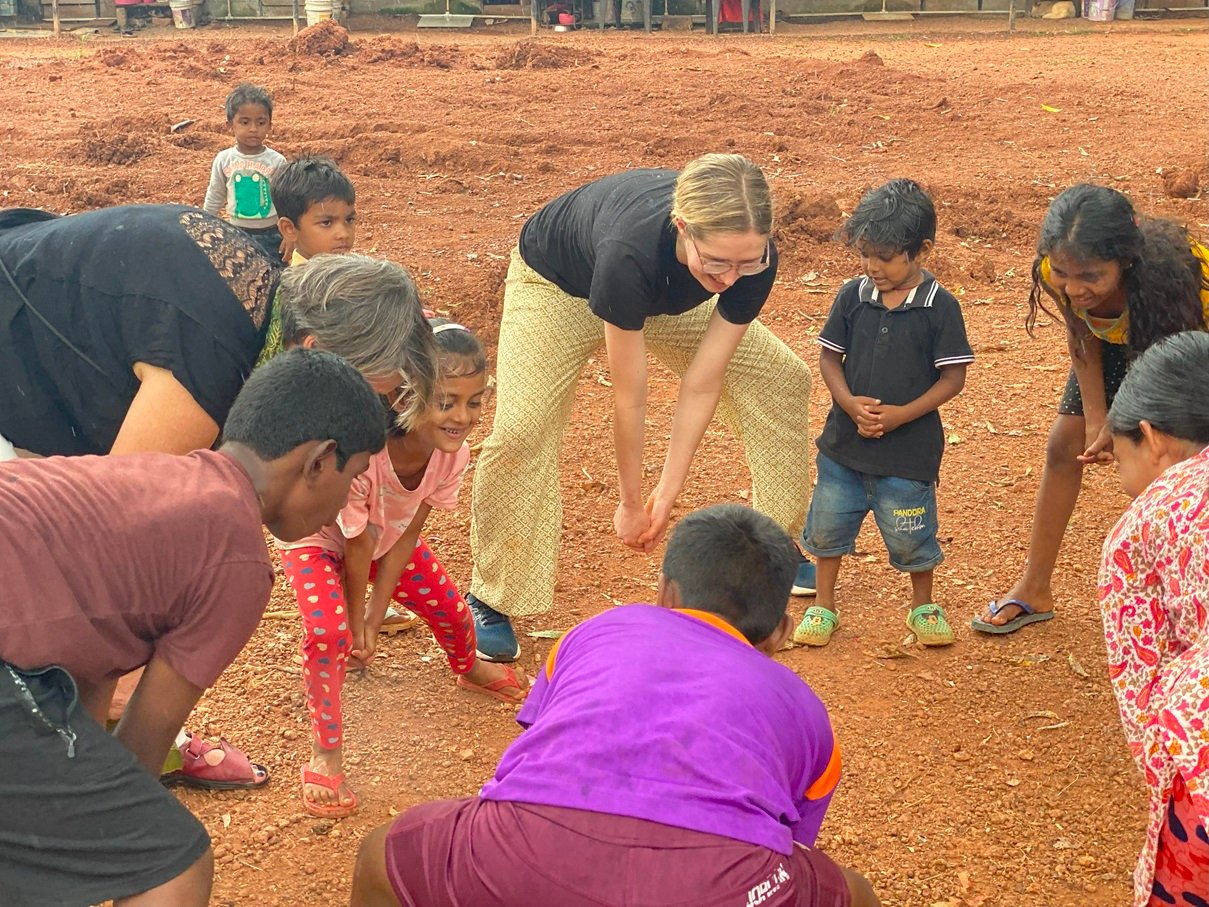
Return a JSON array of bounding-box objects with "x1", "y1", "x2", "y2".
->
[{"x1": 970, "y1": 598, "x2": 1055, "y2": 635}]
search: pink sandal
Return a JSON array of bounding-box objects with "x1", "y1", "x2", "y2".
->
[{"x1": 161, "y1": 732, "x2": 269, "y2": 790}]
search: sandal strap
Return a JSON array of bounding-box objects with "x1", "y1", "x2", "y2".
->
[
  {"x1": 802, "y1": 606, "x2": 839, "y2": 628},
  {"x1": 300, "y1": 766, "x2": 346, "y2": 792},
  {"x1": 908, "y1": 603, "x2": 946, "y2": 621}
]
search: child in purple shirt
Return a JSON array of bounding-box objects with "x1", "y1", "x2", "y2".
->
[{"x1": 352, "y1": 504, "x2": 880, "y2": 907}]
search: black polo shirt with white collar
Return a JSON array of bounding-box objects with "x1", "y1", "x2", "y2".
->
[{"x1": 815, "y1": 272, "x2": 974, "y2": 483}]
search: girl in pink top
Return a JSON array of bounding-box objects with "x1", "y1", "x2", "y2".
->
[{"x1": 280, "y1": 319, "x2": 528, "y2": 819}]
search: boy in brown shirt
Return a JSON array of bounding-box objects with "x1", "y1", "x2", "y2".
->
[{"x1": 0, "y1": 349, "x2": 385, "y2": 907}]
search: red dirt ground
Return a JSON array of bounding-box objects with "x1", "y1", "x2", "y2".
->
[{"x1": 2, "y1": 14, "x2": 1207, "y2": 906}]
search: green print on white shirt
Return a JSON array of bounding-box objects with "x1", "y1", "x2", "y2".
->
[{"x1": 233, "y1": 172, "x2": 273, "y2": 220}]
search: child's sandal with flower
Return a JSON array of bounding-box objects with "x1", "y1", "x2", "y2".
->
[
  {"x1": 793, "y1": 606, "x2": 839, "y2": 647},
  {"x1": 906, "y1": 603, "x2": 955, "y2": 647}
]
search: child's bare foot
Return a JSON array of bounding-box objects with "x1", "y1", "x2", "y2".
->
[
  {"x1": 301, "y1": 745, "x2": 358, "y2": 818},
  {"x1": 456, "y1": 660, "x2": 529, "y2": 704}
]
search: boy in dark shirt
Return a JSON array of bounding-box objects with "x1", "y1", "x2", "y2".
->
[
  {"x1": 795, "y1": 179, "x2": 974, "y2": 649},
  {"x1": 0, "y1": 349, "x2": 385, "y2": 907}
]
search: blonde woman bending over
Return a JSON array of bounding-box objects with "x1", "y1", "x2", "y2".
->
[{"x1": 467, "y1": 154, "x2": 815, "y2": 661}]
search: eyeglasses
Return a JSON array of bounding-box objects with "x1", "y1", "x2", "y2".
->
[
  {"x1": 687, "y1": 235, "x2": 770, "y2": 278},
  {"x1": 384, "y1": 374, "x2": 410, "y2": 412}
]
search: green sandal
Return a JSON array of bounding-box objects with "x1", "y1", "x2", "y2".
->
[
  {"x1": 794, "y1": 606, "x2": 840, "y2": 647},
  {"x1": 906, "y1": 603, "x2": 955, "y2": 647}
]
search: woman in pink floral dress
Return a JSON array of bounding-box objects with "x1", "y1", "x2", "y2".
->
[{"x1": 1099, "y1": 331, "x2": 1209, "y2": 907}]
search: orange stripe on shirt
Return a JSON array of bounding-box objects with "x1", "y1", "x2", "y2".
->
[
  {"x1": 547, "y1": 608, "x2": 750, "y2": 680},
  {"x1": 804, "y1": 732, "x2": 842, "y2": 801},
  {"x1": 673, "y1": 609, "x2": 753, "y2": 647},
  {"x1": 544, "y1": 632, "x2": 567, "y2": 681}
]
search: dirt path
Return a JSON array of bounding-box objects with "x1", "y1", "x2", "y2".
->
[{"x1": 3, "y1": 16, "x2": 1206, "y2": 905}]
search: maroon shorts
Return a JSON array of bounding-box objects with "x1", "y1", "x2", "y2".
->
[{"x1": 385, "y1": 797, "x2": 852, "y2": 907}]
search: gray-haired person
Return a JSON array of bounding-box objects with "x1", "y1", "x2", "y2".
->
[{"x1": 0, "y1": 203, "x2": 437, "y2": 788}]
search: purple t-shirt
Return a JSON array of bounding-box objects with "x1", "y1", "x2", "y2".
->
[{"x1": 480, "y1": 605, "x2": 841, "y2": 855}]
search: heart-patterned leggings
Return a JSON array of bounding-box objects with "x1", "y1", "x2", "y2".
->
[{"x1": 281, "y1": 541, "x2": 476, "y2": 750}]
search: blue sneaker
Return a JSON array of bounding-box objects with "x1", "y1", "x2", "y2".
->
[
  {"x1": 467, "y1": 594, "x2": 521, "y2": 663},
  {"x1": 791, "y1": 559, "x2": 817, "y2": 597}
]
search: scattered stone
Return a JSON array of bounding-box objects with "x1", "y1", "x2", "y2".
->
[{"x1": 1162, "y1": 168, "x2": 1199, "y2": 199}]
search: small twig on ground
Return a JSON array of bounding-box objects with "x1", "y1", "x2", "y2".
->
[
  {"x1": 262, "y1": 610, "x2": 298, "y2": 620},
  {"x1": 254, "y1": 664, "x2": 302, "y2": 676}
]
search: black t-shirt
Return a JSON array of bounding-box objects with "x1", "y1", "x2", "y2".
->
[
  {"x1": 0, "y1": 205, "x2": 280, "y2": 456},
  {"x1": 518, "y1": 169, "x2": 777, "y2": 331},
  {"x1": 816, "y1": 273, "x2": 974, "y2": 483}
]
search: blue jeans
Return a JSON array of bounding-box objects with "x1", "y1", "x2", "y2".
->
[{"x1": 802, "y1": 452, "x2": 943, "y2": 572}]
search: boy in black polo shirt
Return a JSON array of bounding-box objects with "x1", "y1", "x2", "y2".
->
[{"x1": 794, "y1": 179, "x2": 973, "y2": 649}]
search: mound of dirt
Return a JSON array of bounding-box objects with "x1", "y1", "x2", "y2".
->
[
  {"x1": 948, "y1": 201, "x2": 1036, "y2": 245},
  {"x1": 494, "y1": 40, "x2": 593, "y2": 70},
  {"x1": 776, "y1": 191, "x2": 843, "y2": 244},
  {"x1": 144, "y1": 40, "x2": 200, "y2": 60},
  {"x1": 95, "y1": 47, "x2": 136, "y2": 69},
  {"x1": 1162, "y1": 167, "x2": 1199, "y2": 199},
  {"x1": 81, "y1": 134, "x2": 152, "y2": 166},
  {"x1": 357, "y1": 36, "x2": 459, "y2": 69},
  {"x1": 359, "y1": 36, "x2": 422, "y2": 62},
  {"x1": 178, "y1": 61, "x2": 228, "y2": 81},
  {"x1": 858, "y1": 49, "x2": 885, "y2": 66},
  {"x1": 290, "y1": 20, "x2": 350, "y2": 57},
  {"x1": 77, "y1": 114, "x2": 167, "y2": 166}
]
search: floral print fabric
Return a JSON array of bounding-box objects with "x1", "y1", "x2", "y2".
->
[{"x1": 1099, "y1": 446, "x2": 1209, "y2": 906}]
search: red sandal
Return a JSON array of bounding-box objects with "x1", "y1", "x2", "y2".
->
[
  {"x1": 300, "y1": 765, "x2": 359, "y2": 818},
  {"x1": 161, "y1": 732, "x2": 270, "y2": 791},
  {"x1": 456, "y1": 666, "x2": 529, "y2": 704}
]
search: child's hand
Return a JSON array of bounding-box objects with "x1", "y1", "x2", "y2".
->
[
  {"x1": 350, "y1": 625, "x2": 371, "y2": 665},
  {"x1": 1077, "y1": 423, "x2": 1114, "y2": 465},
  {"x1": 867, "y1": 403, "x2": 908, "y2": 436},
  {"x1": 350, "y1": 635, "x2": 377, "y2": 667},
  {"x1": 277, "y1": 234, "x2": 295, "y2": 264},
  {"x1": 848, "y1": 396, "x2": 883, "y2": 438}
]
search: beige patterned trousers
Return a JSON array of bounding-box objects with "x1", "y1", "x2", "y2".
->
[{"x1": 470, "y1": 248, "x2": 812, "y2": 617}]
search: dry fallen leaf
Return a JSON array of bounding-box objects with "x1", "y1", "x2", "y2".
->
[
  {"x1": 1041, "y1": 104, "x2": 1061, "y2": 113},
  {"x1": 1021, "y1": 709, "x2": 1061, "y2": 722},
  {"x1": 1006, "y1": 653, "x2": 1050, "y2": 667},
  {"x1": 1067, "y1": 652, "x2": 1089, "y2": 678},
  {"x1": 866, "y1": 643, "x2": 918, "y2": 660}
]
